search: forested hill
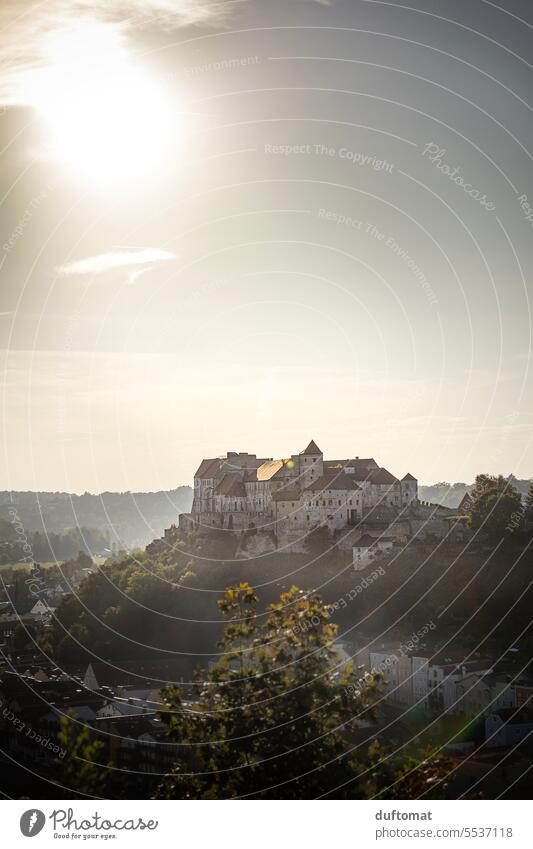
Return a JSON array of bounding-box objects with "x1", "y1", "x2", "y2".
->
[
  {"x1": 419, "y1": 476, "x2": 531, "y2": 508},
  {"x1": 0, "y1": 487, "x2": 193, "y2": 550}
]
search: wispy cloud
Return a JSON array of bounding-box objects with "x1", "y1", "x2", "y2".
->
[
  {"x1": 56, "y1": 247, "x2": 176, "y2": 277},
  {"x1": 0, "y1": 0, "x2": 244, "y2": 105}
]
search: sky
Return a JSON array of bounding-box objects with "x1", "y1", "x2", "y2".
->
[{"x1": 1, "y1": 0, "x2": 532, "y2": 492}]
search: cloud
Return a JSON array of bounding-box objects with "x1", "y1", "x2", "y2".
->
[
  {"x1": 56, "y1": 247, "x2": 176, "y2": 277},
  {"x1": 0, "y1": 0, "x2": 244, "y2": 105}
]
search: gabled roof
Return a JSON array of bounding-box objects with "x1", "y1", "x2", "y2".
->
[
  {"x1": 215, "y1": 474, "x2": 246, "y2": 498},
  {"x1": 305, "y1": 473, "x2": 361, "y2": 493},
  {"x1": 345, "y1": 460, "x2": 380, "y2": 480},
  {"x1": 402, "y1": 472, "x2": 417, "y2": 482},
  {"x1": 272, "y1": 459, "x2": 295, "y2": 479},
  {"x1": 457, "y1": 492, "x2": 474, "y2": 514},
  {"x1": 324, "y1": 460, "x2": 349, "y2": 470},
  {"x1": 301, "y1": 439, "x2": 322, "y2": 455},
  {"x1": 349, "y1": 458, "x2": 378, "y2": 468},
  {"x1": 256, "y1": 459, "x2": 285, "y2": 481},
  {"x1": 194, "y1": 458, "x2": 225, "y2": 479},
  {"x1": 368, "y1": 468, "x2": 399, "y2": 485},
  {"x1": 354, "y1": 534, "x2": 378, "y2": 548}
]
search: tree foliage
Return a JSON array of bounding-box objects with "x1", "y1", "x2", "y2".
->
[
  {"x1": 55, "y1": 712, "x2": 109, "y2": 798},
  {"x1": 156, "y1": 584, "x2": 451, "y2": 799},
  {"x1": 468, "y1": 476, "x2": 523, "y2": 541}
]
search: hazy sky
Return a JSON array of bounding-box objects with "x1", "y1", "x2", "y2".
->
[{"x1": 1, "y1": 0, "x2": 532, "y2": 492}]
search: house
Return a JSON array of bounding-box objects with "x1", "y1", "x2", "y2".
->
[
  {"x1": 28, "y1": 600, "x2": 54, "y2": 620},
  {"x1": 353, "y1": 534, "x2": 394, "y2": 570},
  {"x1": 485, "y1": 707, "x2": 533, "y2": 748}
]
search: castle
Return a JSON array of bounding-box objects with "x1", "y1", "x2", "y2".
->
[{"x1": 179, "y1": 440, "x2": 418, "y2": 542}]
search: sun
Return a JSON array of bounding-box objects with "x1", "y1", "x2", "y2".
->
[{"x1": 26, "y1": 23, "x2": 176, "y2": 185}]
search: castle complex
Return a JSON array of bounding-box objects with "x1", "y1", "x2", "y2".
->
[{"x1": 179, "y1": 440, "x2": 418, "y2": 542}]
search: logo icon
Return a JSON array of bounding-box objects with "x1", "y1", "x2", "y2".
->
[{"x1": 20, "y1": 809, "x2": 46, "y2": 837}]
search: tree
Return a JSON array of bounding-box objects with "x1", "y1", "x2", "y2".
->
[
  {"x1": 156, "y1": 584, "x2": 450, "y2": 800},
  {"x1": 525, "y1": 481, "x2": 533, "y2": 510},
  {"x1": 55, "y1": 712, "x2": 109, "y2": 798},
  {"x1": 76, "y1": 550, "x2": 94, "y2": 571},
  {"x1": 469, "y1": 483, "x2": 523, "y2": 542},
  {"x1": 12, "y1": 622, "x2": 36, "y2": 653}
]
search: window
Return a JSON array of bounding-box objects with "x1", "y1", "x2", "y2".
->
[
  {"x1": 306, "y1": 515, "x2": 310, "y2": 521},
  {"x1": 338, "y1": 500, "x2": 341, "y2": 505}
]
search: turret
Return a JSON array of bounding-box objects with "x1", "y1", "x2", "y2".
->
[{"x1": 299, "y1": 439, "x2": 323, "y2": 487}]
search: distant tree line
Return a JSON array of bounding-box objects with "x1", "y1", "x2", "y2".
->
[
  {"x1": 0, "y1": 487, "x2": 193, "y2": 549},
  {"x1": 419, "y1": 475, "x2": 532, "y2": 508},
  {"x1": 0, "y1": 520, "x2": 110, "y2": 564}
]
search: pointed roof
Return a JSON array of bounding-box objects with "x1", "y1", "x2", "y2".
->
[
  {"x1": 368, "y1": 467, "x2": 399, "y2": 485},
  {"x1": 457, "y1": 492, "x2": 474, "y2": 514},
  {"x1": 194, "y1": 457, "x2": 225, "y2": 479},
  {"x1": 402, "y1": 473, "x2": 417, "y2": 482},
  {"x1": 301, "y1": 439, "x2": 322, "y2": 456}
]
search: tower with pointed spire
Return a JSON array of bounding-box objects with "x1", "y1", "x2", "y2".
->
[
  {"x1": 179, "y1": 439, "x2": 418, "y2": 541},
  {"x1": 298, "y1": 439, "x2": 323, "y2": 488}
]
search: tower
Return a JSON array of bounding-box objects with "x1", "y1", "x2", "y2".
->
[{"x1": 299, "y1": 439, "x2": 323, "y2": 488}]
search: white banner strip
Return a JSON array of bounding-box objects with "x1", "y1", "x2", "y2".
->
[{"x1": 4, "y1": 800, "x2": 531, "y2": 847}]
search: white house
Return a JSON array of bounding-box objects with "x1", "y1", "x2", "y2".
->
[
  {"x1": 485, "y1": 707, "x2": 533, "y2": 748},
  {"x1": 353, "y1": 534, "x2": 394, "y2": 570}
]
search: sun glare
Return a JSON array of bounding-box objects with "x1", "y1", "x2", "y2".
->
[{"x1": 26, "y1": 23, "x2": 176, "y2": 185}]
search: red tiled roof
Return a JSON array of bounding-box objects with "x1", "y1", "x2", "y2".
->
[
  {"x1": 368, "y1": 468, "x2": 399, "y2": 485},
  {"x1": 215, "y1": 474, "x2": 246, "y2": 498},
  {"x1": 301, "y1": 439, "x2": 322, "y2": 455},
  {"x1": 194, "y1": 458, "x2": 224, "y2": 479}
]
